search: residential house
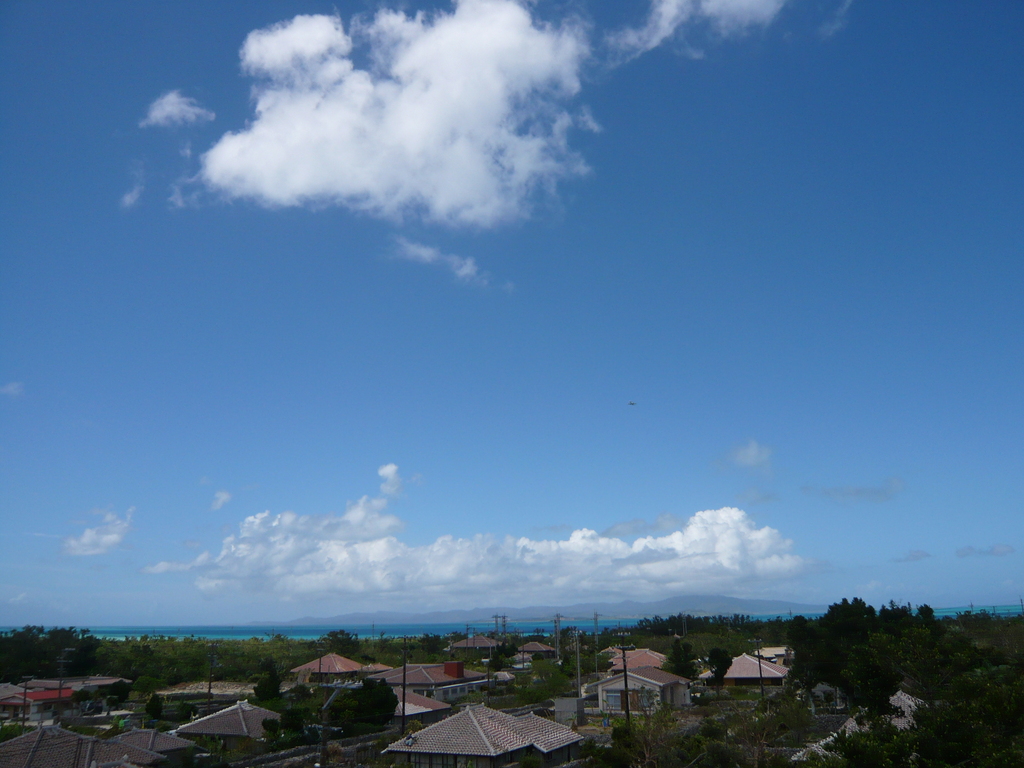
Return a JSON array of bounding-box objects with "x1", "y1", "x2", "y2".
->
[
  {"x1": 700, "y1": 653, "x2": 789, "y2": 687},
  {"x1": 393, "y1": 690, "x2": 452, "y2": 726},
  {"x1": 173, "y1": 701, "x2": 280, "y2": 751},
  {"x1": 291, "y1": 653, "x2": 369, "y2": 683},
  {"x1": 112, "y1": 729, "x2": 205, "y2": 767},
  {"x1": 518, "y1": 642, "x2": 557, "y2": 659},
  {"x1": 448, "y1": 636, "x2": 499, "y2": 654},
  {"x1": 596, "y1": 667, "x2": 691, "y2": 713},
  {"x1": 0, "y1": 688, "x2": 76, "y2": 723},
  {"x1": 383, "y1": 705, "x2": 582, "y2": 768},
  {"x1": 23, "y1": 676, "x2": 132, "y2": 692},
  {"x1": 604, "y1": 648, "x2": 667, "y2": 672},
  {"x1": 368, "y1": 662, "x2": 489, "y2": 702},
  {"x1": 0, "y1": 726, "x2": 166, "y2": 768},
  {"x1": 754, "y1": 646, "x2": 793, "y2": 667}
]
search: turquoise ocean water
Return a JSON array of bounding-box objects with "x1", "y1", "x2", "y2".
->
[{"x1": 4, "y1": 604, "x2": 1019, "y2": 641}]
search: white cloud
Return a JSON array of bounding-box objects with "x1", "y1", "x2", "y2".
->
[
  {"x1": 211, "y1": 491, "x2": 232, "y2": 510},
  {"x1": 395, "y1": 238, "x2": 487, "y2": 285},
  {"x1": 120, "y1": 183, "x2": 144, "y2": 208},
  {"x1": 142, "y1": 551, "x2": 211, "y2": 574},
  {"x1": 609, "y1": 0, "x2": 788, "y2": 59},
  {"x1": 145, "y1": 467, "x2": 806, "y2": 606},
  {"x1": 200, "y1": 3, "x2": 591, "y2": 226},
  {"x1": 140, "y1": 90, "x2": 215, "y2": 128},
  {"x1": 0, "y1": 382, "x2": 24, "y2": 397},
  {"x1": 378, "y1": 463, "x2": 403, "y2": 496},
  {"x1": 956, "y1": 544, "x2": 1015, "y2": 558},
  {"x1": 62, "y1": 508, "x2": 133, "y2": 556},
  {"x1": 820, "y1": 0, "x2": 854, "y2": 38},
  {"x1": 730, "y1": 438, "x2": 772, "y2": 471}
]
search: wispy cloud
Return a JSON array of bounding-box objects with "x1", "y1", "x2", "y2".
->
[
  {"x1": 956, "y1": 544, "x2": 1015, "y2": 558},
  {"x1": 120, "y1": 183, "x2": 144, "y2": 209},
  {"x1": 804, "y1": 477, "x2": 904, "y2": 503},
  {"x1": 140, "y1": 90, "x2": 215, "y2": 128},
  {"x1": 200, "y1": 6, "x2": 591, "y2": 226},
  {"x1": 737, "y1": 488, "x2": 778, "y2": 505},
  {"x1": 819, "y1": 0, "x2": 854, "y2": 39},
  {"x1": 211, "y1": 491, "x2": 232, "y2": 511},
  {"x1": 0, "y1": 382, "x2": 24, "y2": 397},
  {"x1": 142, "y1": 551, "x2": 211, "y2": 574},
  {"x1": 730, "y1": 439, "x2": 772, "y2": 472},
  {"x1": 378, "y1": 463, "x2": 403, "y2": 496},
  {"x1": 62, "y1": 508, "x2": 133, "y2": 556},
  {"x1": 608, "y1": 0, "x2": 789, "y2": 60},
  {"x1": 394, "y1": 238, "x2": 488, "y2": 286},
  {"x1": 145, "y1": 467, "x2": 807, "y2": 607},
  {"x1": 894, "y1": 549, "x2": 930, "y2": 563}
]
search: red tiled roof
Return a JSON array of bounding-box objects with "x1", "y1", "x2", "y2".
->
[
  {"x1": 290, "y1": 653, "x2": 363, "y2": 674},
  {"x1": 723, "y1": 653, "x2": 789, "y2": 680},
  {"x1": 622, "y1": 666, "x2": 690, "y2": 686},
  {"x1": 175, "y1": 701, "x2": 280, "y2": 739},
  {"x1": 518, "y1": 642, "x2": 555, "y2": 653},
  {"x1": 607, "y1": 649, "x2": 667, "y2": 671},
  {"x1": 0, "y1": 689, "x2": 75, "y2": 706},
  {"x1": 450, "y1": 636, "x2": 499, "y2": 649},
  {"x1": 369, "y1": 664, "x2": 486, "y2": 687},
  {"x1": 0, "y1": 726, "x2": 166, "y2": 768},
  {"x1": 384, "y1": 706, "x2": 581, "y2": 757},
  {"x1": 395, "y1": 690, "x2": 452, "y2": 717}
]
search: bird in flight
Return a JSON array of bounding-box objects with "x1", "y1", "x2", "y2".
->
[{"x1": 628, "y1": 401, "x2": 636, "y2": 406}]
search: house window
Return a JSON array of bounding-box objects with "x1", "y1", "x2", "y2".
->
[{"x1": 605, "y1": 692, "x2": 620, "y2": 710}]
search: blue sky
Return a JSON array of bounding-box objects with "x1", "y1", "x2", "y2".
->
[{"x1": 1, "y1": 0, "x2": 1022, "y2": 626}]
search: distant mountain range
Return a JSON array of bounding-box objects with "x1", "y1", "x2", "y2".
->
[{"x1": 254, "y1": 594, "x2": 827, "y2": 626}]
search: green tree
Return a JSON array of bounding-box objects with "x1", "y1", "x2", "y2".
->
[
  {"x1": 253, "y1": 658, "x2": 281, "y2": 703},
  {"x1": 145, "y1": 693, "x2": 163, "y2": 721},
  {"x1": 665, "y1": 639, "x2": 698, "y2": 679},
  {"x1": 320, "y1": 630, "x2": 360, "y2": 657},
  {"x1": 707, "y1": 648, "x2": 732, "y2": 691}
]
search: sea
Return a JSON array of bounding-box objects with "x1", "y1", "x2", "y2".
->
[{"x1": 5, "y1": 603, "x2": 1020, "y2": 641}]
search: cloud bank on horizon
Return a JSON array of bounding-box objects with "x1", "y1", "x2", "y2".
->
[{"x1": 142, "y1": 465, "x2": 808, "y2": 609}]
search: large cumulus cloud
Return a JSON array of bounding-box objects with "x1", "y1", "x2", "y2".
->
[{"x1": 201, "y1": 2, "x2": 591, "y2": 226}]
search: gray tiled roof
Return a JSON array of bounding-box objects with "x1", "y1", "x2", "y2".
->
[
  {"x1": 175, "y1": 701, "x2": 279, "y2": 739},
  {"x1": 0, "y1": 726, "x2": 166, "y2": 768},
  {"x1": 384, "y1": 706, "x2": 581, "y2": 757},
  {"x1": 113, "y1": 729, "x2": 197, "y2": 754}
]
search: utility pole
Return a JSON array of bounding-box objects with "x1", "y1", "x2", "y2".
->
[
  {"x1": 574, "y1": 629, "x2": 582, "y2": 697},
  {"x1": 593, "y1": 613, "x2": 600, "y2": 676},
  {"x1": 554, "y1": 614, "x2": 562, "y2": 660},
  {"x1": 206, "y1": 643, "x2": 218, "y2": 716},
  {"x1": 753, "y1": 637, "x2": 765, "y2": 700},
  {"x1": 616, "y1": 634, "x2": 635, "y2": 729},
  {"x1": 401, "y1": 637, "x2": 408, "y2": 734},
  {"x1": 56, "y1": 647, "x2": 73, "y2": 725},
  {"x1": 21, "y1": 676, "x2": 31, "y2": 729}
]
